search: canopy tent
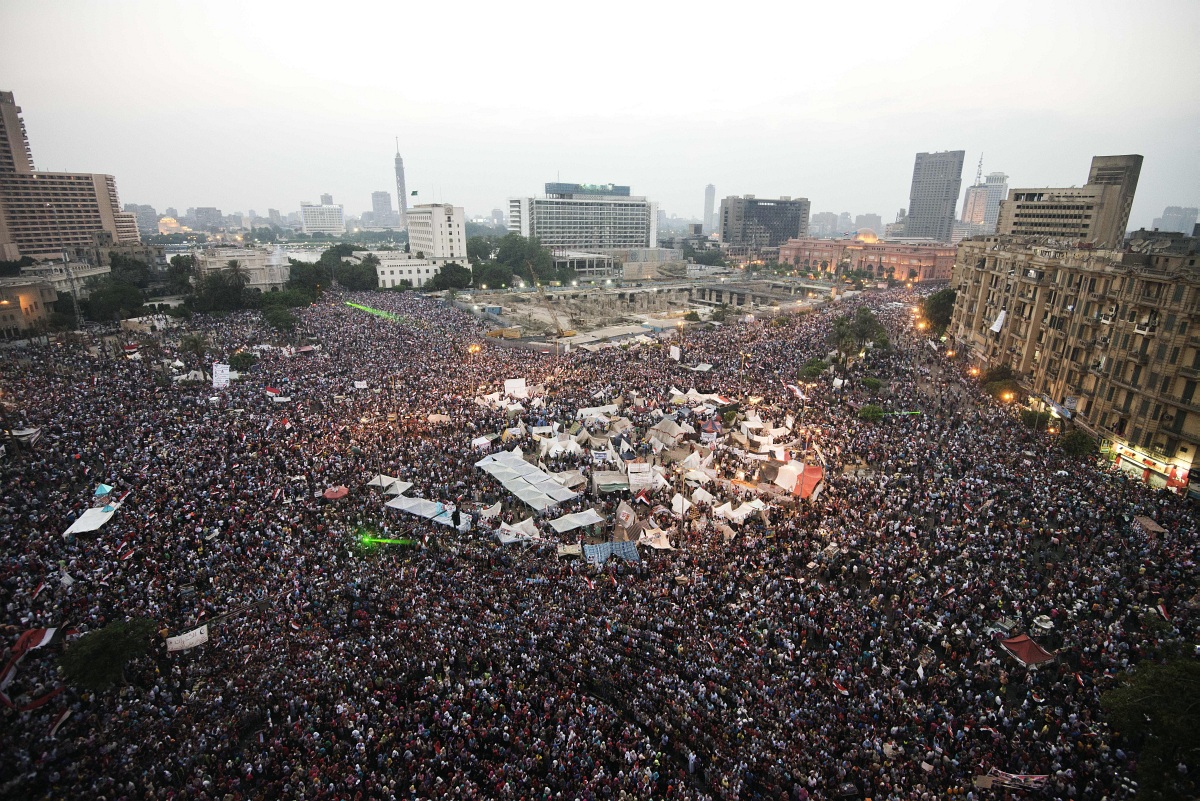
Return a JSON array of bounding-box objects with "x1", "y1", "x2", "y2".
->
[
  {"x1": 639, "y1": 527, "x2": 675, "y2": 550},
  {"x1": 366, "y1": 474, "x2": 401, "y2": 488},
  {"x1": 670, "y1": 493, "x2": 693, "y2": 518},
  {"x1": 497, "y1": 517, "x2": 540, "y2": 544},
  {"x1": 583, "y1": 540, "x2": 641, "y2": 567},
  {"x1": 549, "y1": 469, "x2": 587, "y2": 489},
  {"x1": 691, "y1": 486, "x2": 716, "y2": 505},
  {"x1": 999, "y1": 634, "x2": 1056, "y2": 668},
  {"x1": 323, "y1": 486, "x2": 350, "y2": 500},
  {"x1": 577, "y1": 404, "x2": 619, "y2": 421},
  {"x1": 383, "y1": 481, "x2": 414, "y2": 496},
  {"x1": 797, "y1": 464, "x2": 824, "y2": 500},
  {"x1": 648, "y1": 418, "x2": 687, "y2": 445},
  {"x1": 548, "y1": 508, "x2": 606, "y2": 534},
  {"x1": 593, "y1": 471, "x2": 630, "y2": 493},
  {"x1": 771, "y1": 462, "x2": 804, "y2": 493},
  {"x1": 385, "y1": 496, "x2": 444, "y2": 519},
  {"x1": 476, "y1": 449, "x2": 578, "y2": 511}
]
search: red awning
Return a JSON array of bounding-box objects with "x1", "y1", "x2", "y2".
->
[
  {"x1": 796, "y1": 464, "x2": 824, "y2": 499},
  {"x1": 1000, "y1": 634, "x2": 1055, "y2": 667}
]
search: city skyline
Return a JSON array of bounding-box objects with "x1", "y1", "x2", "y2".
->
[{"x1": 1, "y1": 1, "x2": 1196, "y2": 229}]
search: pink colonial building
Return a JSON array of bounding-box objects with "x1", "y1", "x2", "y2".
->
[{"x1": 778, "y1": 229, "x2": 956, "y2": 283}]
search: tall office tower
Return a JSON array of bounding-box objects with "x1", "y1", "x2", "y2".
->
[
  {"x1": 904, "y1": 150, "x2": 965, "y2": 242},
  {"x1": 268, "y1": 209, "x2": 282, "y2": 226},
  {"x1": 394, "y1": 140, "x2": 409, "y2": 231},
  {"x1": 719, "y1": 195, "x2": 811, "y2": 248},
  {"x1": 836, "y1": 212, "x2": 854, "y2": 234},
  {"x1": 810, "y1": 212, "x2": 838, "y2": 237},
  {"x1": 372, "y1": 191, "x2": 394, "y2": 216},
  {"x1": 703, "y1": 184, "x2": 716, "y2": 234},
  {"x1": 1151, "y1": 206, "x2": 1199, "y2": 234},
  {"x1": 982, "y1": 172, "x2": 1008, "y2": 231},
  {"x1": 0, "y1": 90, "x2": 139, "y2": 260},
  {"x1": 124, "y1": 203, "x2": 160, "y2": 236},
  {"x1": 508, "y1": 183, "x2": 657, "y2": 250},
  {"x1": 320, "y1": 193, "x2": 333, "y2": 206},
  {"x1": 997, "y1": 155, "x2": 1142, "y2": 248},
  {"x1": 165, "y1": 207, "x2": 178, "y2": 219}
]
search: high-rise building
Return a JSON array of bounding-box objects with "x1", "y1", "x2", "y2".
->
[
  {"x1": 508, "y1": 183, "x2": 657, "y2": 251},
  {"x1": 124, "y1": 204, "x2": 160, "y2": 236},
  {"x1": 394, "y1": 141, "x2": 409, "y2": 231},
  {"x1": 0, "y1": 90, "x2": 139, "y2": 260},
  {"x1": 904, "y1": 150, "x2": 965, "y2": 242},
  {"x1": 703, "y1": 184, "x2": 716, "y2": 235},
  {"x1": 406, "y1": 203, "x2": 466, "y2": 261},
  {"x1": 320, "y1": 193, "x2": 334, "y2": 206},
  {"x1": 854, "y1": 214, "x2": 883, "y2": 235},
  {"x1": 267, "y1": 209, "x2": 282, "y2": 227},
  {"x1": 810, "y1": 212, "x2": 838, "y2": 238},
  {"x1": 193, "y1": 207, "x2": 224, "y2": 230},
  {"x1": 997, "y1": 155, "x2": 1142, "y2": 248},
  {"x1": 165, "y1": 207, "x2": 178, "y2": 219},
  {"x1": 299, "y1": 202, "x2": 346, "y2": 235},
  {"x1": 948, "y1": 230, "x2": 1199, "y2": 497},
  {"x1": 983, "y1": 172, "x2": 1008, "y2": 231},
  {"x1": 836, "y1": 212, "x2": 853, "y2": 235},
  {"x1": 719, "y1": 195, "x2": 811, "y2": 249},
  {"x1": 1151, "y1": 206, "x2": 1199, "y2": 235},
  {"x1": 372, "y1": 191, "x2": 393, "y2": 216}
]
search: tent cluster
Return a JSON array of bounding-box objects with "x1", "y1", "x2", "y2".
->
[{"x1": 475, "y1": 448, "x2": 579, "y2": 511}]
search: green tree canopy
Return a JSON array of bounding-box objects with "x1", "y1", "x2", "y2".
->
[
  {"x1": 263, "y1": 306, "x2": 296, "y2": 331},
  {"x1": 473, "y1": 262, "x2": 513, "y2": 289},
  {"x1": 287, "y1": 260, "x2": 324, "y2": 294},
  {"x1": 337, "y1": 254, "x2": 379, "y2": 291},
  {"x1": 1102, "y1": 657, "x2": 1200, "y2": 800},
  {"x1": 430, "y1": 262, "x2": 473, "y2": 291},
  {"x1": 922, "y1": 288, "x2": 957, "y2": 336},
  {"x1": 1061, "y1": 429, "x2": 1097, "y2": 457},
  {"x1": 466, "y1": 236, "x2": 494, "y2": 265},
  {"x1": 108, "y1": 253, "x2": 153, "y2": 289},
  {"x1": 167, "y1": 254, "x2": 196, "y2": 295},
  {"x1": 60, "y1": 618, "x2": 159, "y2": 692},
  {"x1": 86, "y1": 279, "x2": 144, "y2": 321},
  {"x1": 495, "y1": 233, "x2": 554, "y2": 282},
  {"x1": 858, "y1": 404, "x2": 885, "y2": 422}
]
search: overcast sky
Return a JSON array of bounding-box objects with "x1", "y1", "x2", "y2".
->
[{"x1": 2, "y1": 0, "x2": 1198, "y2": 229}]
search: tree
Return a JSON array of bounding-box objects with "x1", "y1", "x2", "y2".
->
[
  {"x1": 60, "y1": 618, "x2": 159, "y2": 692},
  {"x1": 337, "y1": 255, "x2": 380, "y2": 291},
  {"x1": 466, "y1": 236, "x2": 494, "y2": 265},
  {"x1": 473, "y1": 262, "x2": 513, "y2": 289},
  {"x1": 429, "y1": 262, "x2": 472, "y2": 291},
  {"x1": 862, "y1": 376, "x2": 883, "y2": 393},
  {"x1": 167, "y1": 255, "x2": 196, "y2": 295},
  {"x1": 801, "y1": 358, "x2": 828, "y2": 378},
  {"x1": 179, "y1": 333, "x2": 208, "y2": 359},
  {"x1": 108, "y1": 253, "x2": 153, "y2": 289},
  {"x1": 922, "y1": 288, "x2": 957, "y2": 337},
  {"x1": 495, "y1": 233, "x2": 554, "y2": 282},
  {"x1": 229, "y1": 351, "x2": 257, "y2": 372},
  {"x1": 287, "y1": 260, "x2": 324, "y2": 294},
  {"x1": 1061, "y1": 429, "x2": 1097, "y2": 457},
  {"x1": 684, "y1": 311, "x2": 701, "y2": 322},
  {"x1": 192, "y1": 271, "x2": 246, "y2": 312},
  {"x1": 86, "y1": 279, "x2": 144, "y2": 321},
  {"x1": 1102, "y1": 657, "x2": 1200, "y2": 800},
  {"x1": 858, "y1": 404, "x2": 885, "y2": 422}
]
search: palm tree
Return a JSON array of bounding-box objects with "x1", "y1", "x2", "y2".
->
[
  {"x1": 224, "y1": 259, "x2": 249, "y2": 290},
  {"x1": 179, "y1": 333, "x2": 207, "y2": 361}
]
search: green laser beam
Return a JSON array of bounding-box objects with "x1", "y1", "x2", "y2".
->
[
  {"x1": 345, "y1": 302, "x2": 421, "y2": 327},
  {"x1": 360, "y1": 536, "x2": 416, "y2": 545}
]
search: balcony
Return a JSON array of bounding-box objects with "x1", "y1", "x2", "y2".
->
[
  {"x1": 1134, "y1": 351, "x2": 1150, "y2": 365},
  {"x1": 1180, "y1": 364, "x2": 1200, "y2": 379},
  {"x1": 1134, "y1": 323, "x2": 1158, "y2": 337}
]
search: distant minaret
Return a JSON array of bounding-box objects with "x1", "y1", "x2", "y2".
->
[{"x1": 394, "y1": 138, "x2": 408, "y2": 231}]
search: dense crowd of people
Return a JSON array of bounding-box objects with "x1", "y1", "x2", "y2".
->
[{"x1": 0, "y1": 285, "x2": 1195, "y2": 800}]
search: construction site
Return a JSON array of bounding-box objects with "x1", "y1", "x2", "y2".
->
[{"x1": 456, "y1": 275, "x2": 844, "y2": 347}]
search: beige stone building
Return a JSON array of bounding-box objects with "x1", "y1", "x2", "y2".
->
[
  {"x1": 0, "y1": 278, "x2": 57, "y2": 337},
  {"x1": 996, "y1": 155, "x2": 1141, "y2": 249},
  {"x1": 949, "y1": 231, "x2": 1200, "y2": 496}
]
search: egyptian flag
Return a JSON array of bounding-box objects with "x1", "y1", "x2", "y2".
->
[
  {"x1": 48, "y1": 708, "x2": 72, "y2": 738},
  {"x1": 31, "y1": 582, "x2": 46, "y2": 600},
  {"x1": 1158, "y1": 603, "x2": 1170, "y2": 621},
  {"x1": 13, "y1": 628, "x2": 62, "y2": 656},
  {"x1": 585, "y1": 577, "x2": 595, "y2": 590},
  {"x1": 265, "y1": 387, "x2": 281, "y2": 396},
  {"x1": 832, "y1": 679, "x2": 850, "y2": 696}
]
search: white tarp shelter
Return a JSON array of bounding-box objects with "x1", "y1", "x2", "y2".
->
[
  {"x1": 476, "y1": 448, "x2": 578, "y2": 511},
  {"x1": 548, "y1": 508, "x2": 606, "y2": 533}
]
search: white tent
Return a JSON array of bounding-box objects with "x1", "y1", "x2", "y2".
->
[
  {"x1": 548, "y1": 508, "x2": 606, "y2": 534},
  {"x1": 639, "y1": 528, "x2": 675, "y2": 550},
  {"x1": 691, "y1": 486, "x2": 716, "y2": 505},
  {"x1": 383, "y1": 481, "x2": 414, "y2": 496},
  {"x1": 670, "y1": 493, "x2": 693, "y2": 518},
  {"x1": 479, "y1": 501, "x2": 502, "y2": 519},
  {"x1": 504, "y1": 378, "x2": 529, "y2": 398},
  {"x1": 385, "y1": 496, "x2": 443, "y2": 519},
  {"x1": 576, "y1": 404, "x2": 619, "y2": 420},
  {"x1": 772, "y1": 462, "x2": 804, "y2": 493},
  {"x1": 63, "y1": 505, "x2": 119, "y2": 537},
  {"x1": 367, "y1": 474, "x2": 400, "y2": 488},
  {"x1": 476, "y1": 449, "x2": 578, "y2": 511}
]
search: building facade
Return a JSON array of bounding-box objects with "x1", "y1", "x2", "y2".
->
[
  {"x1": 299, "y1": 202, "x2": 346, "y2": 235},
  {"x1": 997, "y1": 155, "x2": 1142, "y2": 248},
  {"x1": 1152, "y1": 206, "x2": 1199, "y2": 235},
  {"x1": 703, "y1": 184, "x2": 716, "y2": 235},
  {"x1": 779, "y1": 230, "x2": 955, "y2": 282},
  {"x1": 406, "y1": 203, "x2": 466, "y2": 261},
  {"x1": 719, "y1": 195, "x2": 811, "y2": 249},
  {"x1": 508, "y1": 183, "x2": 657, "y2": 252},
  {"x1": 983, "y1": 172, "x2": 1008, "y2": 230},
  {"x1": 354, "y1": 250, "x2": 447, "y2": 290},
  {"x1": 0, "y1": 277, "x2": 57, "y2": 337},
  {"x1": 195, "y1": 246, "x2": 291, "y2": 292},
  {"x1": 0, "y1": 91, "x2": 140, "y2": 261},
  {"x1": 903, "y1": 150, "x2": 965, "y2": 242},
  {"x1": 948, "y1": 232, "x2": 1200, "y2": 496}
]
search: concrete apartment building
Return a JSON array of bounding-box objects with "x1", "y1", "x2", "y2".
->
[
  {"x1": 703, "y1": 184, "x2": 716, "y2": 235},
  {"x1": 1152, "y1": 206, "x2": 1199, "y2": 235},
  {"x1": 996, "y1": 155, "x2": 1142, "y2": 248},
  {"x1": 0, "y1": 90, "x2": 140, "y2": 261},
  {"x1": 948, "y1": 231, "x2": 1200, "y2": 496},
  {"x1": 718, "y1": 195, "x2": 811, "y2": 250},
  {"x1": 508, "y1": 183, "x2": 657, "y2": 252},
  {"x1": 406, "y1": 203, "x2": 466, "y2": 262},
  {"x1": 903, "y1": 150, "x2": 965, "y2": 243}
]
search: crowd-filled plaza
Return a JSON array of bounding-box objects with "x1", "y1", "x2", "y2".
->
[{"x1": 1, "y1": 287, "x2": 1196, "y2": 800}]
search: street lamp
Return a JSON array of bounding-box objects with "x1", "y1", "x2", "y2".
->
[{"x1": 1001, "y1": 391, "x2": 1014, "y2": 403}]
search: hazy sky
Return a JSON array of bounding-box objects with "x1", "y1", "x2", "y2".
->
[{"x1": 3, "y1": 1, "x2": 1198, "y2": 229}]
